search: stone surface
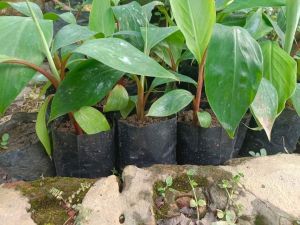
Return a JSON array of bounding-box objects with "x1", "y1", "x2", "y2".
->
[
  {"x1": 80, "y1": 154, "x2": 300, "y2": 225},
  {"x1": 0, "y1": 184, "x2": 35, "y2": 225},
  {"x1": 0, "y1": 154, "x2": 299, "y2": 225}
]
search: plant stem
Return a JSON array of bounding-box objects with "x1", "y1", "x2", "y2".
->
[
  {"x1": 193, "y1": 50, "x2": 207, "y2": 124},
  {"x1": 25, "y1": 0, "x2": 61, "y2": 82},
  {"x1": 188, "y1": 176, "x2": 200, "y2": 221},
  {"x1": 136, "y1": 76, "x2": 145, "y2": 121},
  {"x1": 6, "y1": 60, "x2": 59, "y2": 88}
]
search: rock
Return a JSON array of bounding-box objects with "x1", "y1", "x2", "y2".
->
[
  {"x1": 0, "y1": 185, "x2": 35, "y2": 225},
  {"x1": 79, "y1": 155, "x2": 300, "y2": 225},
  {"x1": 209, "y1": 183, "x2": 228, "y2": 210}
]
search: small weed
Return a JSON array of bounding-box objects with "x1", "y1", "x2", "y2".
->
[
  {"x1": 49, "y1": 182, "x2": 92, "y2": 225},
  {"x1": 249, "y1": 148, "x2": 267, "y2": 157},
  {"x1": 214, "y1": 173, "x2": 245, "y2": 225},
  {"x1": 0, "y1": 133, "x2": 10, "y2": 149},
  {"x1": 157, "y1": 176, "x2": 174, "y2": 197},
  {"x1": 186, "y1": 169, "x2": 206, "y2": 221}
]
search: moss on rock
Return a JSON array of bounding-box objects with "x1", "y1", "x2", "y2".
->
[{"x1": 16, "y1": 177, "x2": 95, "y2": 225}]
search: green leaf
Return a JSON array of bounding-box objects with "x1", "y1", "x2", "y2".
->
[
  {"x1": 0, "y1": 17, "x2": 53, "y2": 115},
  {"x1": 89, "y1": 0, "x2": 115, "y2": 37},
  {"x1": 0, "y1": 1, "x2": 43, "y2": 19},
  {"x1": 44, "y1": 12, "x2": 76, "y2": 24},
  {"x1": 120, "y1": 96, "x2": 137, "y2": 119},
  {"x1": 142, "y1": 1, "x2": 164, "y2": 21},
  {"x1": 291, "y1": 84, "x2": 300, "y2": 116},
  {"x1": 187, "y1": 169, "x2": 196, "y2": 176},
  {"x1": 250, "y1": 78, "x2": 278, "y2": 140},
  {"x1": 52, "y1": 24, "x2": 96, "y2": 53},
  {"x1": 141, "y1": 26, "x2": 179, "y2": 55},
  {"x1": 113, "y1": 2, "x2": 147, "y2": 49},
  {"x1": 73, "y1": 106, "x2": 111, "y2": 135},
  {"x1": 153, "y1": 31, "x2": 185, "y2": 68},
  {"x1": 223, "y1": 0, "x2": 286, "y2": 13},
  {"x1": 1, "y1": 133, "x2": 9, "y2": 142},
  {"x1": 150, "y1": 72, "x2": 197, "y2": 91},
  {"x1": 244, "y1": 9, "x2": 273, "y2": 40},
  {"x1": 197, "y1": 199, "x2": 206, "y2": 207},
  {"x1": 260, "y1": 41, "x2": 297, "y2": 114},
  {"x1": 197, "y1": 111, "x2": 212, "y2": 128},
  {"x1": 205, "y1": 24, "x2": 263, "y2": 138},
  {"x1": 169, "y1": 0, "x2": 216, "y2": 63},
  {"x1": 36, "y1": 96, "x2": 52, "y2": 158},
  {"x1": 147, "y1": 89, "x2": 194, "y2": 117},
  {"x1": 165, "y1": 176, "x2": 173, "y2": 187},
  {"x1": 50, "y1": 60, "x2": 124, "y2": 121},
  {"x1": 104, "y1": 85, "x2": 129, "y2": 112},
  {"x1": 284, "y1": 0, "x2": 300, "y2": 54},
  {"x1": 74, "y1": 38, "x2": 178, "y2": 80},
  {"x1": 190, "y1": 199, "x2": 197, "y2": 208}
]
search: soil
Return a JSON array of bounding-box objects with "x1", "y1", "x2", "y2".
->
[
  {"x1": 178, "y1": 109, "x2": 220, "y2": 128},
  {"x1": 56, "y1": 119, "x2": 76, "y2": 133},
  {"x1": 0, "y1": 122, "x2": 38, "y2": 152},
  {"x1": 120, "y1": 114, "x2": 171, "y2": 127}
]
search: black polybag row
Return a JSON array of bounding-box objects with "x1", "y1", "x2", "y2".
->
[
  {"x1": 52, "y1": 127, "x2": 115, "y2": 178},
  {"x1": 117, "y1": 117, "x2": 177, "y2": 169}
]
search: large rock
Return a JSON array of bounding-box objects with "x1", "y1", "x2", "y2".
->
[
  {"x1": 0, "y1": 184, "x2": 35, "y2": 225},
  {"x1": 81, "y1": 154, "x2": 300, "y2": 225}
]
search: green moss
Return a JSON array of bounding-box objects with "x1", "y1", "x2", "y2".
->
[
  {"x1": 255, "y1": 215, "x2": 268, "y2": 225},
  {"x1": 17, "y1": 177, "x2": 95, "y2": 225}
]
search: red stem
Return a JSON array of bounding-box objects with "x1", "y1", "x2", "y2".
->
[
  {"x1": 193, "y1": 50, "x2": 207, "y2": 124},
  {"x1": 6, "y1": 60, "x2": 59, "y2": 89}
]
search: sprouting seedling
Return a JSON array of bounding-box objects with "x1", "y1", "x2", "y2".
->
[
  {"x1": 217, "y1": 173, "x2": 245, "y2": 224},
  {"x1": 249, "y1": 148, "x2": 267, "y2": 157},
  {"x1": 157, "y1": 176, "x2": 174, "y2": 197},
  {"x1": 186, "y1": 169, "x2": 206, "y2": 221},
  {"x1": 0, "y1": 133, "x2": 10, "y2": 149}
]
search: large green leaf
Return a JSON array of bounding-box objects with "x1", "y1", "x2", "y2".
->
[
  {"x1": 0, "y1": 1, "x2": 43, "y2": 19},
  {"x1": 0, "y1": 17, "x2": 53, "y2": 115},
  {"x1": 103, "y1": 85, "x2": 129, "y2": 112},
  {"x1": 147, "y1": 89, "x2": 194, "y2": 117},
  {"x1": 74, "y1": 38, "x2": 178, "y2": 80},
  {"x1": 205, "y1": 24, "x2": 263, "y2": 138},
  {"x1": 89, "y1": 0, "x2": 115, "y2": 37},
  {"x1": 260, "y1": 41, "x2": 297, "y2": 114},
  {"x1": 250, "y1": 78, "x2": 278, "y2": 140},
  {"x1": 74, "y1": 106, "x2": 111, "y2": 135},
  {"x1": 223, "y1": 0, "x2": 286, "y2": 13},
  {"x1": 291, "y1": 83, "x2": 300, "y2": 116},
  {"x1": 284, "y1": 0, "x2": 300, "y2": 54},
  {"x1": 141, "y1": 26, "x2": 179, "y2": 55},
  {"x1": 113, "y1": 2, "x2": 147, "y2": 49},
  {"x1": 52, "y1": 24, "x2": 96, "y2": 53},
  {"x1": 169, "y1": 0, "x2": 216, "y2": 62},
  {"x1": 244, "y1": 9, "x2": 273, "y2": 40},
  {"x1": 50, "y1": 59, "x2": 124, "y2": 120},
  {"x1": 36, "y1": 96, "x2": 52, "y2": 158}
]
